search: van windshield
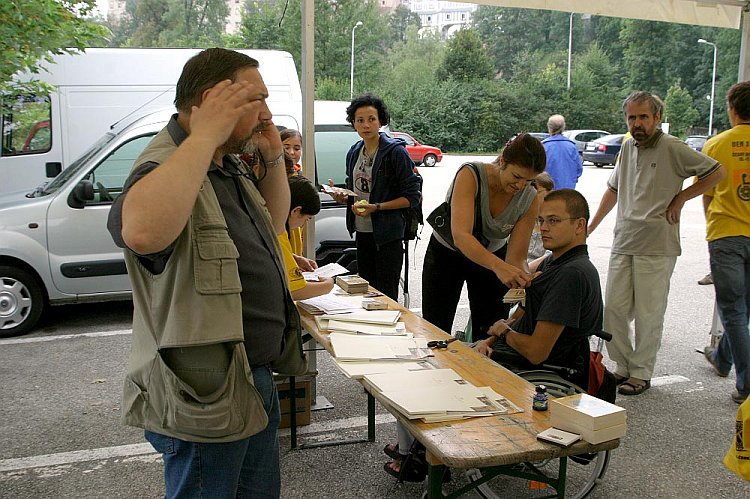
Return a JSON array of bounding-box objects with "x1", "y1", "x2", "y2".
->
[{"x1": 37, "y1": 133, "x2": 116, "y2": 196}]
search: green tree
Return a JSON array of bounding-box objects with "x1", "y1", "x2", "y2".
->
[
  {"x1": 387, "y1": 4, "x2": 421, "y2": 44},
  {"x1": 438, "y1": 28, "x2": 494, "y2": 82},
  {"x1": 159, "y1": 0, "x2": 229, "y2": 47},
  {"x1": 664, "y1": 82, "x2": 700, "y2": 138},
  {"x1": 472, "y1": 6, "x2": 572, "y2": 79},
  {"x1": 1, "y1": 0, "x2": 107, "y2": 94},
  {"x1": 127, "y1": 0, "x2": 170, "y2": 47}
]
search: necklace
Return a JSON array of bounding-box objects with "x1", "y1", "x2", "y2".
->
[{"x1": 360, "y1": 146, "x2": 378, "y2": 171}]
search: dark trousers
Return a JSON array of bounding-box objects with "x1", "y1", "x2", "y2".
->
[
  {"x1": 422, "y1": 235, "x2": 510, "y2": 341},
  {"x1": 355, "y1": 232, "x2": 403, "y2": 301}
]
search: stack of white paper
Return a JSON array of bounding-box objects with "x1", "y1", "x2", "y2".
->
[
  {"x1": 362, "y1": 369, "x2": 522, "y2": 422},
  {"x1": 333, "y1": 359, "x2": 433, "y2": 379},
  {"x1": 329, "y1": 333, "x2": 430, "y2": 361},
  {"x1": 298, "y1": 294, "x2": 361, "y2": 315}
]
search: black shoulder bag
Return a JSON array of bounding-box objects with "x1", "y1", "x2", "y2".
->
[{"x1": 426, "y1": 162, "x2": 489, "y2": 250}]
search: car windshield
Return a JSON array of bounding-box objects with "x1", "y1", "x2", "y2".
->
[
  {"x1": 32, "y1": 133, "x2": 116, "y2": 197},
  {"x1": 686, "y1": 137, "x2": 707, "y2": 147}
]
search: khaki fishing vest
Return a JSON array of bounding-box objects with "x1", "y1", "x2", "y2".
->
[{"x1": 121, "y1": 127, "x2": 305, "y2": 442}]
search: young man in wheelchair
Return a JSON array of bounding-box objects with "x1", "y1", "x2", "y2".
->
[{"x1": 475, "y1": 189, "x2": 603, "y2": 391}]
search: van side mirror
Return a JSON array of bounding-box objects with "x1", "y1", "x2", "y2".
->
[
  {"x1": 68, "y1": 180, "x2": 94, "y2": 209},
  {"x1": 46, "y1": 162, "x2": 62, "y2": 177}
]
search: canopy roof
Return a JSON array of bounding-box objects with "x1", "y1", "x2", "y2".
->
[{"x1": 472, "y1": 0, "x2": 746, "y2": 29}]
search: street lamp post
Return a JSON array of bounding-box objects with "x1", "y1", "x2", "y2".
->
[
  {"x1": 698, "y1": 38, "x2": 717, "y2": 136},
  {"x1": 350, "y1": 21, "x2": 363, "y2": 99},
  {"x1": 567, "y1": 12, "x2": 574, "y2": 89},
  {"x1": 567, "y1": 13, "x2": 590, "y2": 90}
]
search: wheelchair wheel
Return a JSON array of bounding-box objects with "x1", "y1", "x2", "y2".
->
[{"x1": 466, "y1": 371, "x2": 610, "y2": 499}]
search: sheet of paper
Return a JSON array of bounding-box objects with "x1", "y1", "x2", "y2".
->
[
  {"x1": 298, "y1": 294, "x2": 361, "y2": 314},
  {"x1": 321, "y1": 184, "x2": 357, "y2": 197},
  {"x1": 330, "y1": 333, "x2": 430, "y2": 361},
  {"x1": 301, "y1": 262, "x2": 349, "y2": 281},
  {"x1": 333, "y1": 359, "x2": 433, "y2": 379}
]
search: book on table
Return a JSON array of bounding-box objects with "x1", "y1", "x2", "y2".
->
[
  {"x1": 336, "y1": 275, "x2": 369, "y2": 293},
  {"x1": 549, "y1": 393, "x2": 627, "y2": 444},
  {"x1": 549, "y1": 393, "x2": 626, "y2": 430},
  {"x1": 549, "y1": 419, "x2": 626, "y2": 445}
]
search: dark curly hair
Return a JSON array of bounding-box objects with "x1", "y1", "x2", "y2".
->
[
  {"x1": 346, "y1": 93, "x2": 390, "y2": 126},
  {"x1": 495, "y1": 132, "x2": 547, "y2": 174}
]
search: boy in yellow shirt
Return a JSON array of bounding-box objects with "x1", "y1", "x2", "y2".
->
[{"x1": 280, "y1": 175, "x2": 335, "y2": 300}]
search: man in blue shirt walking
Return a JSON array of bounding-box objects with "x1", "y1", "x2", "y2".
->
[{"x1": 542, "y1": 114, "x2": 583, "y2": 189}]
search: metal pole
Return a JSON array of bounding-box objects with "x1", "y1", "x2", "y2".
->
[
  {"x1": 699, "y1": 38, "x2": 717, "y2": 135},
  {"x1": 350, "y1": 21, "x2": 363, "y2": 99},
  {"x1": 567, "y1": 12, "x2": 573, "y2": 89},
  {"x1": 710, "y1": 43, "x2": 717, "y2": 135}
]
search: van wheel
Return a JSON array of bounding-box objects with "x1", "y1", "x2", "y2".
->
[
  {"x1": 0, "y1": 266, "x2": 45, "y2": 338},
  {"x1": 423, "y1": 154, "x2": 438, "y2": 167},
  {"x1": 594, "y1": 163, "x2": 603, "y2": 168}
]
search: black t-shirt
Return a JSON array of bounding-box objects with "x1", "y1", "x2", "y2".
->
[{"x1": 492, "y1": 245, "x2": 603, "y2": 388}]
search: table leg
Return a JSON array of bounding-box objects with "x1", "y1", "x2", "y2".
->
[
  {"x1": 368, "y1": 392, "x2": 375, "y2": 442},
  {"x1": 426, "y1": 463, "x2": 446, "y2": 498}
]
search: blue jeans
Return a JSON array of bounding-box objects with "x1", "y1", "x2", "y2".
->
[
  {"x1": 146, "y1": 365, "x2": 281, "y2": 499},
  {"x1": 709, "y1": 236, "x2": 750, "y2": 397}
]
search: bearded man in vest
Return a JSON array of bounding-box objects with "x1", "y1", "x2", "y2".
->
[{"x1": 108, "y1": 48, "x2": 305, "y2": 498}]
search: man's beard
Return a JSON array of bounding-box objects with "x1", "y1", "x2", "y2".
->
[{"x1": 222, "y1": 122, "x2": 265, "y2": 155}]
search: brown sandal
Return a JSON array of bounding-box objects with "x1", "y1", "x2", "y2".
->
[{"x1": 618, "y1": 378, "x2": 650, "y2": 395}]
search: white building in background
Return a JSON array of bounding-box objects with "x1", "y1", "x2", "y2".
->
[
  {"x1": 402, "y1": 1, "x2": 476, "y2": 38},
  {"x1": 105, "y1": 0, "x2": 474, "y2": 38}
]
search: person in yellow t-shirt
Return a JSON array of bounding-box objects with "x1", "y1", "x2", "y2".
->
[
  {"x1": 700, "y1": 81, "x2": 750, "y2": 405},
  {"x1": 280, "y1": 175, "x2": 334, "y2": 300}
]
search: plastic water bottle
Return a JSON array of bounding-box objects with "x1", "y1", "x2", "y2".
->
[{"x1": 533, "y1": 385, "x2": 548, "y2": 411}]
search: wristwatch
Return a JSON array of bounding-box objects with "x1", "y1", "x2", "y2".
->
[{"x1": 376, "y1": 203, "x2": 381, "y2": 211}]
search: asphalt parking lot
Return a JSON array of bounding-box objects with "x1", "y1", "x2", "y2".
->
[{"x1": 2, "y1": 155, "x2": 750, "y2": 498}]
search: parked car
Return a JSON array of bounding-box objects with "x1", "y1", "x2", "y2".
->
[
  {"x1": 563, "y1": 129, "x2": 611, "y2": 155},
  {"x1": 529, "y1": 132, "x2": 549, "y2": 141},
  {"x1": 582, "y1": 134, "x2": 626, "y2": 167},
  {"x1": 0, "y1": 106, "x2": 355, "y2": 338},
  {"x1": 685, "y1": 135, "x2": 708, "y2": 152},
  {"x1": 391, "y1": 131, "x2": 442, "y2": 167}
]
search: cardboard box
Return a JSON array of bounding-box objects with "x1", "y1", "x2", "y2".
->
[{"x1": 274, "y1": 375, "x2": 312, "y2": 429}]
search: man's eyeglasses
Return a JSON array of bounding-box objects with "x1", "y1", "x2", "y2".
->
[{"x1": 537, "y1": 216, "x2": 580, "y2": 227}]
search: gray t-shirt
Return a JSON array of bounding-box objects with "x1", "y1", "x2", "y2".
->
[
  {"x1": 607, "y1": 131, "x2": 721, "y2": 256},
  {"x1": 435, "y1": 162, "x2": 536, "y2": 253},
  {"x1": 353, "y1": 147, "x2": 375, "y2": 233}
]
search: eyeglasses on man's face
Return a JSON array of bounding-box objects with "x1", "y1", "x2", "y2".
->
[{"x1": 537, "y1": 216, "x2": 581, "y2": 227}]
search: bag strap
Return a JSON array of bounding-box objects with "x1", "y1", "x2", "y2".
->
[{"x1": 448, "y1": 162, "x2": 484, "y2": 235}]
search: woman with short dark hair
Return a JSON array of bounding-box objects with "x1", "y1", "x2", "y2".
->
[{"x1": 328, "y1": 94, "x2": 421, "y2": 300}]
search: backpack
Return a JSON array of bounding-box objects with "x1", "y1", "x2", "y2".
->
[{"x1": 403, "y1": 167, "x2": 423, "y2": 241}]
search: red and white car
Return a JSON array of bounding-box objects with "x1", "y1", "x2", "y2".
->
[{"x1": 391, "y1": 131, "x2": 442, "y2": 167}]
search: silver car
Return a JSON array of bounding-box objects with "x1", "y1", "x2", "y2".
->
[
  {"x1": 563, "y1": 129, "x2": 611, "y2": 155},
  {"x1": 0, "y1": 108, "x2": 354, "y2": 337}
]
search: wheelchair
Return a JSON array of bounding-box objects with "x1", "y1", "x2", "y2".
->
[{"x1": 464, "y1": 330, "x2": 613, "y2": 499}]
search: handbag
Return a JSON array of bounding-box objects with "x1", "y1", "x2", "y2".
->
[{"x1": 426, "y1": 162, "x2": 489, "y2": 249}]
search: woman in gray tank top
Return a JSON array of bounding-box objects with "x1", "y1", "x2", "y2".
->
[{"x1": 422, "y1": 133, "x2": 547, "y2": 341}]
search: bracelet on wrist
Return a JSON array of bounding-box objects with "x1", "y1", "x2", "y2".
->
[{"x1": 263, "y1": 152, "x2": 284, "y2": 168}]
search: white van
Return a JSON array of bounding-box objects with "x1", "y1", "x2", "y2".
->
[
  {"x1": 0, "y1": 102, "x2": 356, "y2": 337},
  {"x1": 0, "y1": 48, "x2": 302, "y2": 195}
]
